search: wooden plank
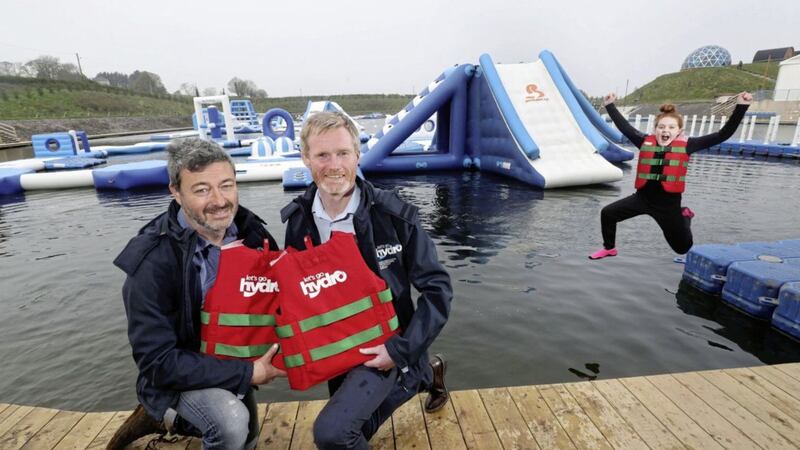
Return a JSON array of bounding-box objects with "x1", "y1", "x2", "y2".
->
[
  {"x1": 750, "y1": 365, "x2": 800, "y2": 402},
  {"x1": 731, "y1": 368, "x2": 800, "y2": 422},
  {"x1": 393, "y1": 394, "x2": 429, "y2": 450},
  {"x1": 450, "y1": 390, "x2": 502, "y2": 450},
  {"x1": 20, "y1": 410, "x2": 84, "y2": 450},
  {"x1": 130, "y1": 435, "x2": 191, "y2": 449},
  {"x1": 82, "y1": 411, "x2": 130, "y2": 450},
  {"x1": 620, "y1": 376, "x2": 723, "y2": 449},
  {"x1": 0, "y1": 405, "x2": 34, "y2": 437},
  {"x1": 422, "y1": 393, "x2": 466, "y2": 450},
  {"x1": 478, "y1": 388, "x2": 539, "y2": 450},
  {"x1": 258, "y1": 401, "x2": 299, "y2": 450},
  {"x1": 591, "y1": 379, "x2": 685, "y2": 450},
  {"x1": 0, "y1": 406, "x2": 59, "y2": 450},
  {"x1": 675, "y1": 371, "x2": 795, "y2": 449},
  {"x1": 694, "y1": 370, "x2": 800, "y2": 446},
  {"x1": 289, "y1": 400, "x2": 326, "y2": 450},
  {"x1": 53, "y1": 411, "x2": 116, "y2": 450},
  {"x1": 538, "y1": 384, "x2": 612, "y2": 450},
  {"x1": 508, "y1": 386, "x2": 575, "y2": 449},
  {"x1": 0, "y1": 404, "x2": 11, "y2": 416},
  {"x1": 647, "y1": 374, "x2": 759, "y2": 450},
  {"x1": 774, "y1": 362, "x2": 800, "y2": 381},
  {"x1": 564, "y1": 382, "x2": 648, "y2": 450},
  {"x1": 368, "y1": 413, "x2": 394, "y2": 450}
]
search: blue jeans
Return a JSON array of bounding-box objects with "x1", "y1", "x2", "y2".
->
[
  {"x1": 313, "y1": 361, "x2": 432, "y2": 450},
  {"x1": 168, "y1": 387, "x2": 259, "y2": 450}
]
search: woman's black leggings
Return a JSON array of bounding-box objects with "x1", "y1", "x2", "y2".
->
[{"x1": 600, "y1": 193, "x2": 693, "y2": 254}]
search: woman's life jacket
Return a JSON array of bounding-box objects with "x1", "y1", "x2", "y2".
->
[{"x1": 634, "y1": 135, "x2": 689, "y2": 193}]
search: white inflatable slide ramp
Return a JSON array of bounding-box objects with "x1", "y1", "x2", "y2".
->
[{"x1": 479, "y1": 54, "x2": 622, "y2": 188}]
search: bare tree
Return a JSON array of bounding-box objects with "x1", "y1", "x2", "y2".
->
[
  {"x1": 175, "y1": 82, "x2": 198, "y2": 96},
  {"x1": 227, "y1": 77, "x2": 265, "y2": 98},
  {"x1": 55, "y1": 62, "x2": 82, "y2": 81},
  {"x1": 202, "y1": 87, "x2": 219, "y2": 96},
  {"x1": 129, "y1": 70, "x2": 167, "y2": 95},
  {"x1": 25, "y1": 55, "x2": 62, "y2": 79}
]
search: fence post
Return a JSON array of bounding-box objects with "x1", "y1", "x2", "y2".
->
[
  {"x1": 738, "y1": 115, "x2": 747, "y2": 142},
  {"x1": 698, "y1": 115, "x2": 707, "y2": 136},
  {"x1": 763, "y1": 116, "x2": 775, "y2": 144},
  {"x1": 689, "y1": 115, "x2": 697, "y2": 137},
  {"x1": 634, "y1": 114, "x2": 641, "y2": 131},
  {"x1": 708, "y1": 114, "x2": 716, "y2": 133},
  {"x1": 746, "y1": 115, "x2": 757, "y2": 141},
  {"x1": 769, "y1": 115, "x2": 780, "y2": 143},
  {"x1": 792, "y1": 117, "x2": 800, "y2": 146}
]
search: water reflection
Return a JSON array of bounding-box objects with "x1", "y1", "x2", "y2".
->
[
  {"x1": 675, "y1": 280, "x2": 800, "y2": 364},
  {"x1": 371, "y1": 171, "x2": 545, "y2": 266},
  {"x1": 95, "y1": 185, "x2": 170, "y2": 208}
]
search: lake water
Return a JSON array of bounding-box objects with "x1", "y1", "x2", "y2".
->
[{"x1": 0, "y1": 148, "x2": 799, "y2": 413}]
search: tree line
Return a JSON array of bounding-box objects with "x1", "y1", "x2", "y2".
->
[{"x1": 0, "y1": 55, "x2": 268, "y2": 99}]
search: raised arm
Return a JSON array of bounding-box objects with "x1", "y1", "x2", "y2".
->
[
  {"x1": 687, "y1": 92, "x2": 752, "y2": 154},
  {"x1": 604, "y1": 93, "x2": 646, "y2": 148}
]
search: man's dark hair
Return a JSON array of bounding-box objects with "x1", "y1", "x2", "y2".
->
[{"x1": 166, "y1": 138, "x2": 235, "y2": 188}]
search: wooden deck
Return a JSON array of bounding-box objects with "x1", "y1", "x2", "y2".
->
[{"x1": 2, "y1": 362, "x2": 800, "y2": 449}]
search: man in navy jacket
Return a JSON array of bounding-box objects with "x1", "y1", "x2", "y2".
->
[
  {"x1": 110, "y1": 139, "x2": 285, "y2": 449},
  {"x1": 282, "y1": 112, "x2": 452, "y2": 449}
]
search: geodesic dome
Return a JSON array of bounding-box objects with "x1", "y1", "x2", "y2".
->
[{"x1": 681, "y1": 45, "x2": 732, "y2": 70}]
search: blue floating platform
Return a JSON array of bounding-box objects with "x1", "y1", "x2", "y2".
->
[
  {"x1": 720, "y1": 258, "x2": 800, "y2": 320},
  {"x1": 716, "y1": 141, "x2": 800, "y2": 158},
  {"x1": 43, "y1": 157, "x2": 107, "y2": 170},
  {"x1": 682, "y1": 244, "x2": 761, "y2": 294},
  {"x1": 282, "y1": 167, "x2": 313, "y2": 190},
  {"x1": 0, "y1": 167, "x2": 34, "y2": 195},
  {"x1": 772, "y1": 281, "x2": 800, "y2": 341},
  {"x1": 91, "y1": 160, "x2": 169, "y2": 190}
]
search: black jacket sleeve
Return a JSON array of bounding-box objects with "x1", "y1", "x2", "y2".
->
[
  {"x1": 383, "y1": 215, "x2": 452, "y2": 369},
  {"x1": 121, "y1": 247, "x2": 253, "y2": 397},
  {"x1": 686, "y1": 104, "x2": 749, "y2": 154},
  {"x1": 606, "y1": 103, "x2": 645, "y2": 148}
]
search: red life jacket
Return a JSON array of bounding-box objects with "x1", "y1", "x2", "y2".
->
[
  {"x1": 271, "y1": 232, "x2": 399, "y2": 391},
  {"x1": 200, "y1": 240, "x2": 285, "y2": 369},
  {"x1": 634, "y1": 135, "x2": 689, "y2": 193}
]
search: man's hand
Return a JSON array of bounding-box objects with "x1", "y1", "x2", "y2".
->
[
  {"x1": 360, "y1": 344, "x2": 396, "y2": 371},
  {"x1": 251, "y1": 344, "x2": 287, "y2": 385},
  {"x1": 604, "y1": 93, "x2": 617, "y2": 106},
  {"x1": 736, "y1": 91, "x2": 753, "y2": 105}
]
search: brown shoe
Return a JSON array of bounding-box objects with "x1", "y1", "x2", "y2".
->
[
  {"x1": 424, "y1": 354, "x2": 449, "y2": 413},
  {"x1": 106, "y1": 404, "x2": 166, "y2": 450}
]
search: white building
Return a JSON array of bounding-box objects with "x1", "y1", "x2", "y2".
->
[{"x1": 774, "y1": 54, "x2": 800, "y2": 101}]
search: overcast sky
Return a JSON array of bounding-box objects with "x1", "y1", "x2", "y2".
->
[{"x1": 3, "y1": 0, "x2": 798, "y2": 99}]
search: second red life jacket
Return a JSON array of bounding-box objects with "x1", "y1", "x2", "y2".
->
[{"x1": 271, "y1": 232, "x2": 399, "y2": 391}]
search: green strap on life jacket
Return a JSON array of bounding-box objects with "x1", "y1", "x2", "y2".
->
[
  {"x1": 639, "y1": 158, "x2": 688, "y2": 167},
  {"x1": 201, "y1": 311, "x2": 277, "y2": 327},
  {"x1": 636, "y1": 173, "x2": 686, "y2": 182},
  {"x1": 282, "y1": 315, "x2": 400, "y2": 368},
  {"x1": 200, "y1": 341, "x2": 275, "y2": 358},
  {"x1": 276, "y1": 288, "x2": 393, "y2": 338}
]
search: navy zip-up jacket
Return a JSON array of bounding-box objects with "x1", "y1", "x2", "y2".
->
[
  {"x1": 113, "y1": 200, "x2": 278, "y2": 421},
  {"x1": 281, "y1": 178, "x2": 452, "y2": 387}
]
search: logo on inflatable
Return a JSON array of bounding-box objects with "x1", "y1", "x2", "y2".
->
[
  {"x1": 240, "y1": 275, "x2": 279, "y2": 298},
  {"x1": 300, "y1": 271, "x2": 348, "y2": 299},
  {"x1": 525, "y1": 84, "x2": 547, "y2": 102}
]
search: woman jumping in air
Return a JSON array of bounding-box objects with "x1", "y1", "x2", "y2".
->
[{"x1": 589, "y1": 91, "x2": 752, "y2": 260}]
